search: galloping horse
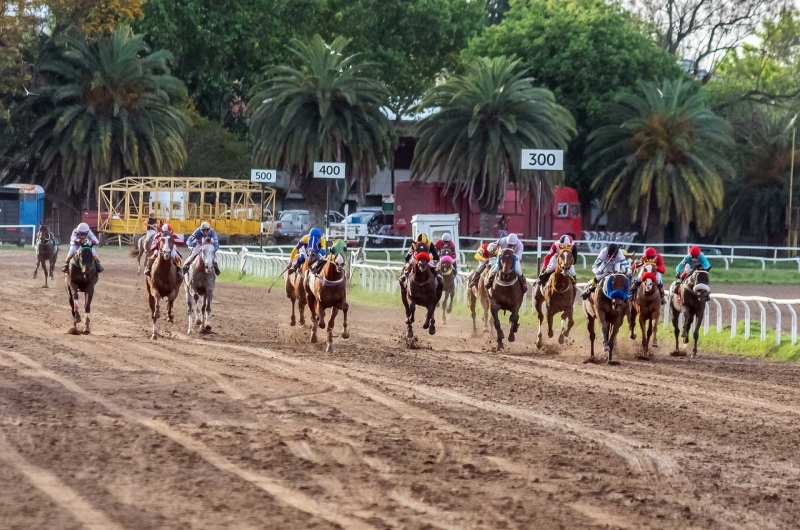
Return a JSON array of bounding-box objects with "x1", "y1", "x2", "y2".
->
[
  {"x1": 584, "y1": 273, "x2": 630, "y2": 364},
  {"x1": 130, "y1": 230, "x2": 157, "y2": 275},
  {"x1": 305, "y1": 240, "x2": 349, "y2": 352},
  {"x1": 534, "y1": 248, "x2": 576, "y2": 349},
  {"x1": 468, "y1": 264, "x2": 491, "y2": 333},
  {"x1": 437, "y1": 255, "x2": 456, "y2": 324},
  {"x1": 488, "y1": 249, "x2": 525, "y2": 350},
  {"x1": 286, "y1": 248, "x2": 318, "y2": 327},
  {"x1": 65, "y1": 242, "x2": 97, "y2": 335},
  {"x1": 34, "y1": 224, "x2": 58, "y2": 287},
  {"x1": 146, "y1": 235, "x2": 182, "y2": 339},
  {"x1": 630, "y1": 262, "x2": 662, "y2": 358},
  {"x1": 185, "y1": 237, "x2": 216, "y2": 334},
  {"x1": 669, "y1": 269, "x2": 710, "y2": 357},
  {"x1": 400, "y1": 242, "x2": 443, "y2": 339}
]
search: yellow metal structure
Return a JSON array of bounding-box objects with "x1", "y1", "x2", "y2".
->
[{"x1": 98, "y1": 177, "x2": 276, "y2": 245}]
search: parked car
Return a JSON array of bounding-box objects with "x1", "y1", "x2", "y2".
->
[
  {"x1": 264, "y1": 210, "x2": 344, "y2": 244},
  {"x1": 329, "y1": 209, "x2": 382, "y2": 244},
  {"x1": 366, "y1": 212, "x2": 395, "y2": 246}
]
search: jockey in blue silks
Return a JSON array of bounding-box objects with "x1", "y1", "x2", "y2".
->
[
  {"x1": 291, "y1": 227, "x2": 327, "y2": 273},
  {"x1": 183, "y1": 221, "x2": 220, "y2": 275}
]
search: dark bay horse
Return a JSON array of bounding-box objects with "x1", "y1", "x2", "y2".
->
[
  {"x1": 670, "y1": 269, "x2": 710, "y2": 357},
  {"x1": 437, "y1": 255, "x2": 456, "y2": 324},
  {"x1": 146, "y1": 236, "x2": 182, "y2": 339},
  {"x1": 583, "y1": 273, "x2": 630, "y2": 364},
  {"x1": 34, "y1": 224, "x2": 58, "y2": 287},
  {"x1": 488, "y1": 249, "x2": 524, "y2": 350},
  {"x1": 185, "y1": 237, "x2": 216, "y2": 334},
  {"x1": 65, "y1": 243, "x2": 97, "y2": 335},
  {"x1": 400, "y1": 243, "x2": 443, "y2": 339},
  {"x1": 631, "y1": 263, "x2": 662, "y2": 359},
  {"x1": 534, "y1": 248, "x2": 576, "y2": 349},
  {"x1": 306, "y1": 240, "x2": 349, "y2": 352}
]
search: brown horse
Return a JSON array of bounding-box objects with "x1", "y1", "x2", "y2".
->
[
  {"x1": 631, "y1": 263, "x2": 662, "y2": 359},
  {"x1": 534, "y1": 248, "x2": 576, "y2": 349},
  {"x1": 130, "y1": 230, "x2": 157, "y2": 275},
  {"x1": 285, "y1": 249, "x2": 318, "y2": 327},
  {"x1": 400, "y1": 243, "x2": 443, "y2": 339},
  {"x1": 34, "y1": 224, "x2": 58, "y2": 287},
  {"x1": 146, "y1": 236, "x2": 182, "y2": 340},
  {"x1": 669, "y1": 269, "x2": 710, "y2": 358},
  {"x1": 305, "y1": 241, "x2": 349, "y2": 352},
  {"x1": 467, "y1": 265, "x2": 491, "y2": 333},
  {"x1": 488, "y1": 249, "x2": 525, "y2": 350},
  {"x1": 437, "y1": 256, "x2": 456, "y2": 324},
  {"x1": 65, "y1": 242, "x2": 97, "y2": 335},
  {"x1": 583, "y1": 273, "x2": 630, "y2": 364}
]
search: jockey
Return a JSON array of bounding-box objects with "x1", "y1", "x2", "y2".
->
[
  {"x1": 290, "y1": 227, "x2": 326, "y2": 273},
  {"x1": 486, "y1": 233, "x2": 527, "y2": 294},
  {"x1": 61, "y1": 222, "x2": 103, "y2": 273},
  {"x1": 676, "y1": 246, "x2": 711, "y2": 282},
  {"x1": 629, "y1": 247, "x2": 666, "y2": 302},
  {"x1": 581, "y1": 241, "x2": 626, "y2": 300},
  {"x1": 434, "y1": 232, "x2": 457, "y2": 272},
  {"x1": 182, "y1": 221, "x2": 221, "y2": 275},
  {"x1": 144, "y1": 223, "x2": 182, "y2": 277},
  {"x1": 143, "y1": 211, "x2": 158, "y2": 248},
  {"x1": 538, "y1": 234, "x2": 577, "y2": 285},
  {"x1": 400, "y1": 233, "x2": 441, "y2": 284},
  {"x1": 469, "y1": 242, "x2": 498, "y2": 288}
]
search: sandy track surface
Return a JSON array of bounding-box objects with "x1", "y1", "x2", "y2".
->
[{"x1": 2, "y1": 250, "x2": 800, "y2": 529}]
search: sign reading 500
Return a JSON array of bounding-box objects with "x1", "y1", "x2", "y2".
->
[{"x1": 314, "y1": 162, "x2": 346, "y2": 179}]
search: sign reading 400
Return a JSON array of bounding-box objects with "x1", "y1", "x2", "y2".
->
[
  {"x1": 521, "y1": 149, "x2": 564, "y2": 171},
  {"x1": 314, "y1": 162, "x2": 346, "y2": 179}
]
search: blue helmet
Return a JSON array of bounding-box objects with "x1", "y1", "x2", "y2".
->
[{"x1": 309, "y1": 227, "x2": 322, "y2": 238}]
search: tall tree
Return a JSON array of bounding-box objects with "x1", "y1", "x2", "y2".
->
[
  {"x1": 585, "y1": 79, "x2": 734, "y2": 243},
  {"x1": 411, "y1": 56, "x2": 575, "y2": 236},
  {"x1": 467, "y1": 0, "x2": 684, "y2": 212},
  {"x1": 248, "y1": 35, "x2": 393, "y2": 227},
  {"x1": 8, "y1": 28, "x2": 190, "y2": 202}
]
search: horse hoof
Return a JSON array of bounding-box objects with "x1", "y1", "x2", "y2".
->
[
  {"x1": 41, "y1": 285, "x2": 49, "y2": 289},
  {"x1": 630, "y1": 334, "x2": 637, "y2": 341},
  {"x1": 670, "y1": 350, "x2": 687, "y2": 357},
  {"x1": 82, "y1": 328, "x2": 90, "y2": 335},
  {"x1": 310, "y1": 335, "x2": 318, "y2": 344},
  {"x1": 167, "y1": 317, "x2": 174, "y2": 324},
  {"x1": 636, "y1": 354, "x2": 650, "y2": 361},
  {"x1": 558, "y1": 334, "x2": 565, "y2": 345},
  {"x1": 290, "y1": 317, "x2": 296, "y2": 327},
  {"x1": 68, "y1": 328, "x2": 80, "y2": 336},
  {"x1": 406, "y1": 329, "x2": 414, "y2": 339},
  {"x1": 653, "y1": 340, "x2": 659, "y2": 348},
  {"x1": 692, "y1": 352, "x2": 698, "y2": 358},
  {"x1": 547, "y1": 331, "x2": 553, "y2": 338},
  {"x1": 423, "y1": 321, "x2": 430, "y2": 330},
  {"x1": 508, "y1": 333, "x2": 515, "y2": 343},
  {"x1": 429, "y1": 325, "x2": 436, "y2": 335},
  {"x1": 583, "y1": 357, "x2": 600, "y2": 364},
  {"x1": 535, "y1": 337, "x2": 542, "y2": 349},
  {"x1": 608, "y1": 360, "x2": 621, "y2": 366},
  {"x1": 319, "y1": 321, "x2": 326, "y2": 329},
  {"x1": 496, "y1": 341, "x2": 504, "y2": 350},
  {"x1": 203, "y1": 325, "x2": 212, "y2": 333},
  {"x1": 341, "y1": 330, "x2": 350, "y2": 339},
  {"x1": 603, "y1": 345, "x2": 611, "y2": 353},
  {"x1": 447, "y1": 307, "x2": 452, "y2": 314}
]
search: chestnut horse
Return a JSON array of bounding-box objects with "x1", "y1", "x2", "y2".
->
[
  {"x1": 534, "y1": 247, "x2": 576, "y2": 349},
  {"x1": 468, "y1": 264, "x2": 491, "y2": 333},
  {"x1": 305, "y1": 240, "x2": 349, "y2": 352},
  {"x1": 583, "y1": 273, "x2": 630, "y2": 364},
  {"x1": 146, "y1": 235, "x2": 182, "y2": 339},
  {"x1": 488, "y1": 249, "x2": 525, "y2": 350},
  {"x1": 285, "y1": 248, "x2": 318, "y2": 327},
  {"x1": 65, "y1": 242, "x2": 97, "y2": 335},
  {"x1": 400, "y1": 243, "x2": 443, "y2": 339},
  {"x1": 669, "y1": 269, "x2": 710, "y2": 358},
  {"x1": 630, "y1": 262, "x2": 661, "y2": 358},
  {"x1": 438, "y1": 255, "x2": 456, "y2": 324}
]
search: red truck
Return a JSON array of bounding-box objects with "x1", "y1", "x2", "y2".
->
[{"x1": 393, "y1": 181, "x2": 582, "y2": 242}]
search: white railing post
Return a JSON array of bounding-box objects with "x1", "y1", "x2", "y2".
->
[
  {"x1": 704, "y1": 304, "x2": 710, "y2": 335},
  {"x1": 770, "y1": 302, "x2": 781, "y2": 346},
  {"x1": 789, "y1": 305, "x2": 798, "y2": 346},
  {"x1": 755, "y1": 301, "x2": 767, "y2": 342},
  {"x1": 728, "y1": 299, "x2": 737, "y2": 338},
  {"x1": 741, "y1": 301, "x2": 751, "y2": 340},
  {"x1": 710, "y1": 298, "x2": 722, "y2": 333}
]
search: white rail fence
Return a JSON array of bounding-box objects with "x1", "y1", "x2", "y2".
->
[{"x1": 218, "y1": 248, "x2": 800, "y2": 347}]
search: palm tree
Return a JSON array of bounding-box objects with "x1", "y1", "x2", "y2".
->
[
  {"x1": 411, "y1": 56, "x2": 575, "y2": 236},
  {"x1": 248, "y1": 35, "x2": 393, "y2": 227},
  {"x1": 585, "y1": 78, "x2": 734, "y2": 242},
  {"x1": 11, "y1": 27, "x2": 190, "y2": 203}
]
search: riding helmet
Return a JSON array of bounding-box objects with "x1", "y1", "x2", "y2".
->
[
  {"x1": 690, "y1": 246, "x2": 701, "y2": 257},
  {"x1": 162, "y1": 223, "x2": 173, "y2": 233},
  {"x1": 77, "y1": 222, "x2": 90, "y2": 234},
  {"x1": 310, "y1": 227, "x2": 322, "y2": 238},
  {"x1": 607, "y1": 242, "x2": 620, "y2": 256},
  {"x1": 416, "y1": 233, "x2": 429, "y2": 244},
  {"x1": 200, "y1": 221, "x2": 211, "y2": 230},
  {"x1": 559, "y1": 234, "x2": 573, "y2": 245},
  {"x1": 507, "y1": 233, "x2": 519, "y2": 245},
  {"x1": 645, "y1": 247, "x2": 658, "y2": 259},
  {"x1": 442, "y1": 232, "x2": 452, "y2": 242}
]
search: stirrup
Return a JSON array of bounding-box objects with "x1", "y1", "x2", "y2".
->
[{"x1": 61, "y1": 264, "x2": 69, "y2": 273}]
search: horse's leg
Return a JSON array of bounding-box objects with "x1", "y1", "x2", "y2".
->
[
  {"x1": 508, "y1": 309, "x2": 519, "y2": 343},
  {"x1": 297, "y1": 279, "x2": 307, "y2": 326},
  {"x1": 149, "y1": 291, "x2": 159, "y2": 340},
  {"x1": 426, "y1": 302, "x2": 437, "y2": 336},
  {"x1": 66, "y1": 284, "x2": 80, "y2": 334},
  {"x1": 469, "y1": 291, "x2": 477, "y2": 332},
  {"x1": 491, "y1": 302, "x2": 504, "y2": 350},
  {"x1": 629, "y1": 304, "x2": 637, "y2": 340},
  {"x1": 326, "y1": 306, "x2": 339, "y2": 352},
  {"x1": 441, "y1": 293, "x2": 447, "y2": 325},
  {"x1": 608, "y1": 322, "x2": 620, "y2": 365},
  {"x1": 534, "y1": 295, "x2": 544, "y2": 349},
  {"x1": 584, "y1": 313, "x2": 597, "y2": 363},
  {"x1": 289, "y1": 285, "x2": 297, "y2": 327},
  {"x1": 671, "y1": 305, "x2": 681, "y2": 354},
  {"x1": 682, "y1": 311, "x2": 693, "y2": 349},
  {"x1": 43, "y1": 260, "x2": 50, "y2": 288},
  {"x1": 167, "y1": 296, "x2": 175, "y2": 324},
  {"x1": 692, "y1": 309, "x2": 703, "y2": 358},
  {"x1": 546, "y1": 306, "x2": 555, "y2": 339},
  {"x1": 481, "y1": 291, "x2": 490, "y2": 332},
  {"x1": 308, "y1": 292, "x2": 318, "y2": 344},
  {"x1": 340, "y1": 301, "x2": 350, "y2": 339},
  {"x1": 204, "y1": 290, "x2": 213, "y2": 332},
  {"x1": 407, "y1": 301, "x2": 416, "y2": 339},
  {"x1": 82, "y1": 287, "x2": 93, "y2": 335},
  {"x1": 638, "y1": 311, "x2": 648, "y2": 358},
  {"x1": 33, "y1": 258, "x2": 40, "y2": 279},
  {"x1": 598, "y1": 312, "x2": 611, "y2": 358}
]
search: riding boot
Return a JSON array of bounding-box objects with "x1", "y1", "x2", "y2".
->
[
  {"x1": 520, "y1": 275, "x2": 528, "y2": 294},
  {"x1": 214, "y1": 262, "x2": 221, "y2": 276},
  {"x1": 61, "y1": 263, "x2": 69, "y2": 273},
  {"x1": 659, "y1": 285, "x2": 666, "y2": 304},
  {"x1": 144, "y1": 257, "x2": 155, "y2": 276},
  {"x1": 94, "y1": 258, "x2": 104, "y2": 273},
  {"x1": 538, "y1": 270, "x2": 552, "y2": 285},
  {"x1": 182, "y1": 254, "x2": 195, "y2": 274},
  {"x1": 582, "y1": 279, "x2": 596, "y2": 300},
  {"x1": 628, "y1": 280, "x2": 640, "y2": 301}
]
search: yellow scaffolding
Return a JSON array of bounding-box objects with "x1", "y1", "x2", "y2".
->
[{"x1": 98, "y1": 177, "x2": 276, "y2": 245}]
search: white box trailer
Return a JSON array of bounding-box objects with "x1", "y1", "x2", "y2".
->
[{"x1": 411, "y1": 214, "x2": 460, "y2": 256}]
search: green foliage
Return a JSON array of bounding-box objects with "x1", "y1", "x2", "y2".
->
[
  {"x1": 467, "y1": 0, "x2": 685, "y2": 204},
  {"x1": 248, "y1": 35, "x2": 393, "y2": 224},
  {"x1": 180, "y1": 118, "x2": 250, "y2": 179},
  {"x1": 585, "y1": 79, "x2": 734, "y2": 238},
  {"x1": 136, "y1": 0, "x2": 327, "y2": 122},
  {"x1": 10, "y1": 28, "x2": 190, "y2": 194},
  {"x1": 411, "y1": 56, "x2": 575, "y2": 217}
]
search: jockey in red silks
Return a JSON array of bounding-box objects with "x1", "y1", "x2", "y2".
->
[
  {"x1": 144, "y1": 223, "x2": 183, "y2": 277},
  {"x1": 538, "y1": 234, "x2": 577, "y2": 285},
  {"x1": 629, "y1": 247, "x2": 666, "y2": 303},
  {"x1": 434, "y1": 232, "x2": 457, "y2": 272}
]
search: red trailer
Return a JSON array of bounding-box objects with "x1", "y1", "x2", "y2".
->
[{"x1": 394, "y1": 181, "x2": 581, "y2": 243}]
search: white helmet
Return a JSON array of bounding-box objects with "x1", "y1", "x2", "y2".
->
[
  {"x1": 559, "y1": 234, "x2": 573, "y2": 245},
  {"x1": 507, "y1": 233, "x2": 519, "y2": 246},
  {"x1": 442, "y1": 232, "x2": 452, "y2": 242},
  {"x1": 200, "y1": 221, "x2": 211, "y2": 230},
  {"x1": 77, "y1": 223, "x2": 90, "y2": 233}
]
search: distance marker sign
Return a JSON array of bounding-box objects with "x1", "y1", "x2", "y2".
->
[
  {"x1": 314, "y1": 162, "x2": 346, "y2": 179},
  {"x1": 250, "y1": 169, "x2": 277, "y2": 183},
  {"x1": 521, "y1": 149, "x2": 564, "y2": 171}
]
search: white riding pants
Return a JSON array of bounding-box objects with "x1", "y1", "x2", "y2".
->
[{"x1": 67, "y1": 244, "x2": 97, "y2": 260}]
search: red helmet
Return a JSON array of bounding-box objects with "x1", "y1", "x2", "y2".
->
[
  {"x1": 689, "y1": 246, "x2": 701, "y2": 257},
  {"x1": 559, "y1": 235, "x2": 574, "y2": 245},
  {"x1": 644, "y1": 247, "x2": 657, "y2": 259},
  {"x1": 162, "y1": 224, "x2": 173, "y2": 234}
]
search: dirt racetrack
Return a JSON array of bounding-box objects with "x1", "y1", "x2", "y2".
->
[{"x1": 2, "y1": 250, "x2": 800, "y2": 529}]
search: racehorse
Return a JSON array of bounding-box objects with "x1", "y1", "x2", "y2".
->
[
  {"x1": 65, "y1": 242, "x2": 97, "y2": 335},
  {"x1": 583, "y1": 273, "x2": 630, "y2": 364},
  {"x1": 400, "y1": 242, "x2": 443, "y2": 339},
  {"x1": 130, "y1": 231, "x2": 157, "y2": 275},
  {"x1": 669, "y1": 269, "x2": 710, "y2": 357},
  {"x1": 286, "y1": 248, "x2": 318, "y2": 327},
  {"x1": 437, "y1": 255, "x2": 456, "y2": 324},
  {"x1": 34, "y1": 224, "x2": 58, "y2": 287},
  {"x1": 146, "y1": 235, "x2": 182, "y2": 340},
  {"x1": 467, "y1": 265, "x2": 491, "y2": 333},
  {"x1": 534, "y1": 248, "x2": 576, "y2": 349},
  {"x1": 630, "y1": 262, "x2": 661, "y2": 358},
  {"x1": 488, "y1": 249, "x2": 525, "y2": 350},
  {"x1": 305, "y1": 240, "x2": 349, "y2": 352},
  {"x1": 184, "y1": 237, "x2": 216, "y2": 334}
]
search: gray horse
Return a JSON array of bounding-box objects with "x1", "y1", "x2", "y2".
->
[
  {"x1": 185, "y1": 238, "x2": 216, "y2": 333},
  {"x1": 34, "y1": 224, "x2": 59, "y2": 287}
]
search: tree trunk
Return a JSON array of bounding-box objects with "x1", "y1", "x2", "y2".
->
[
  {"x1": 479, "y1": 210, "x2": 497, "y2": 239},
  {"x1": 644, "y1": 203, "x2": 665, "y2": 252},
  {"x1": 296, "y1": 172, "x2": 328, "y2": 229}
]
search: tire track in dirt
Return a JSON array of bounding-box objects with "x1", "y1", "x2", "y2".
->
[{"x1": 0, "y1": 430, "x2": 125, "y2": 530}]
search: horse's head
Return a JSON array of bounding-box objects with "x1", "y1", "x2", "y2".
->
[
  {"x1": 499, "y1": 248, "x2": 515, "y2": 274},
  {"x1": 440, "y1": 247, "x2": 454, "y2": 260},
  {"x1": 557, "y1": 248, "x2": 574, "y2": 274},
  {"x1": 79, "y1": 245, "x2": 94, "y2": 274},
  {"x1": 689, "y1": 270, "x2": 711, "y2": 301},
  {"x1": 641, "y1": 268, "x2": 657, "y2": 293},
  {"x1": 414, "y1": 251, "x2": 431, "y2": 275},
  {"x1": 306, "y1": 248, "x2": 319, "y2": 264},
  {"x1": 159, "y1": 236, "x2": 173, "y2": 260},
  {"x1": 438, "y1": 254, "x2": 454, "y2": 276},
  {"x1": 605, "y1": 273, "x2": 630, "y2": 311},
  {"x1": 38, "y1": 225, "x2": 51, "y2": 242},
  {"x1": 200, "y1": 239, "x2": 216, "y2": 274}
]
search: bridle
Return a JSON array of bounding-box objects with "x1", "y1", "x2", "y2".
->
[
  {"x1": 159, "y1": 235, "x2": 173, "y2": 261},
  {"x1": 551, "y1": 249, "x2": 574, "y2": 294}
]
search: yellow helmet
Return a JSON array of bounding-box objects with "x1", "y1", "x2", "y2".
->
[{"x1": 416, "y1": 233, "x2": 429, "y2": 245}]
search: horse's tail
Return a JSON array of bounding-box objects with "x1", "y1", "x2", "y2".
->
[{"x1": 129, "y1": 248, "x2": 140, "y2": 258}]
